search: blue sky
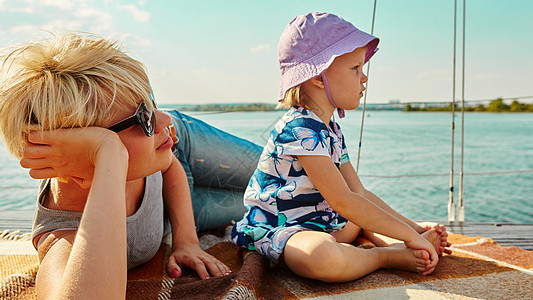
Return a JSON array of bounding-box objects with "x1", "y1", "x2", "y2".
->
[{"x1": 1, "y1": 0, "x2": 531, "y2": 105}]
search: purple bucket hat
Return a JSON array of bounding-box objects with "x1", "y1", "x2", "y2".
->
[{"x1": 278, "y1": 12, "x2": 379, "y2": 101}]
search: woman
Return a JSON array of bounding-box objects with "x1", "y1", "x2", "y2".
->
[{"x1": 0, "y1": 33, "x2": 261, "y2": 298}]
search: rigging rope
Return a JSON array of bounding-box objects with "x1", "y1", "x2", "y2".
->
[
  {"x1": 448, "y1": 0, "x2": 458, "y2": 222},
  {"x1": 360, "y1": 169, "x2": 533, "y2": 179},
  {"x1": 356, "y1": 0, "x2": 378, "y2": 172},
  {"x1": 457, "y1": 0, "x2": 467, "y2": 222},
  {"x1": 2, "y1": 169, "x2": 532, "y2": 189}
]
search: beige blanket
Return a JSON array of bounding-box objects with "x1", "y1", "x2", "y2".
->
[{"x1": 2, "y1": 229, "x2": 532, "y2": 299}]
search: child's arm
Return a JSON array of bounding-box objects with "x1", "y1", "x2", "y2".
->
[
  {"x1": 339, "y1": 161, "x2": 451, "y2": 251},
  {"x1": 161, "y1": 156, "x2": 230, "y2": 279},
  {"x1": 298, "y1": 155, "x2": 439, "y2": 267},
  {"x1": 339, "y1": 162, "x2": 426, "y2": 233}
]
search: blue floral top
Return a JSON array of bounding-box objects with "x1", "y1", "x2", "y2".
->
[{"x1": 232, "y1": 106, "x2": 350, "y2": 260}]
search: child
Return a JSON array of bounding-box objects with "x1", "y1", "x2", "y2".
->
[
  {"x1": 232, "y1": 12, "x2": 451, "y2": 282},
  {"x1": 0, "y1": 33, "x2": 260, "y2": 298}
]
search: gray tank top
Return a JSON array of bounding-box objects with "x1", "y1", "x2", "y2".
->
[{"x1": 31, "y1": 172, "x2": 167, "y2": 270}]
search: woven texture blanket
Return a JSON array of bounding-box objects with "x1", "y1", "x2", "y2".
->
[{"x1": 1, "y1": 229, "x2": 532, "y2": 299}]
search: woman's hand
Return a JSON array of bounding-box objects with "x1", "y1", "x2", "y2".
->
[
  {"x1": 20, "y1": 127, "x2": 125, "y2": 189},
  {"x1": 167, "y1": 242, "x2": 231, "y2": 280}
]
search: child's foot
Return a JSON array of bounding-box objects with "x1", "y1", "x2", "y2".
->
[
  {"x1": 380, "y1": 247, "x2": 432, "y2": 274},
  {"x1": 418, "y1": 223, "x2": 452, "y2": 255},
  {"x1": 421, "y1": 229, "x2": 440, "y2": 254},
  {"x1": 421, "y1": 229, "x2": 451, "y2": 255}
]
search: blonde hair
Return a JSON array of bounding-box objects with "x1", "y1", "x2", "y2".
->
[
  {"x1": 276, "y1": 85, "x2": 306, "y2": 109},
  {"x1": 0, "y1": 32, "x2": 153, "y2": 158}
]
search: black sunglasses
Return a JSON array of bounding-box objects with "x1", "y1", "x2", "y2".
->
[{"x1": 107, "y1": 101, "x2": 156, "y2": 137}]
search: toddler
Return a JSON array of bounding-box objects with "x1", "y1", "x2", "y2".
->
[{"x1": 232, "y1": 12, "x2": 451, "y2": 282}]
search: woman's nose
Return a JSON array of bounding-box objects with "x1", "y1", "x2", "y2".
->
[
  {"x1": 155, "y1": 110, "x2": 172, "y2": 132},
  {"x1": 361, "y1": 73, "x2": 368, "y2": 83}
]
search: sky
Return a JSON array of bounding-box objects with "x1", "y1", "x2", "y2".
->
[{"x1": 0, "y1": 0, "x2": 532, "y2": 105}]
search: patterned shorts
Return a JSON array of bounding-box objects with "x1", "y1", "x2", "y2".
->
[{"x1": 234, "y1": 224, "x2": 345, "y2": 265}]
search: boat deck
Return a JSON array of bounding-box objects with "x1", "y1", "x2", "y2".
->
[
  {"x1": 0, "y1": 210, "x2": 33, "y2": 234},
  {"x1": 446, "y1": 221, "x2": 533, "y2": 250},
  {"x1": 1, "y1": 211, "x2": 532, "y2": 250}
]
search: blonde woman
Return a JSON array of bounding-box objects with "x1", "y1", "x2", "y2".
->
[{"x1": 0, "y1": 33, "x2": 260, "y2": 298}]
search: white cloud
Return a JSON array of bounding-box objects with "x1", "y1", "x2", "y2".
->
[
  {"x1": 119, "y1": 33, "x2": 152, "y2": 52},
  {"x1": 0, "y1": 0, "x2": 35, "y2": 13},
  {"x1": 250, "y1": 44, "x2": 270, "y2": 53},
  {"x1": 119, "y1": 4, "x2": 150, "y2": 23},
  {"x1": 43, "y1": 19, "x2": 84, "y2": 33},
  {"x1": 9, "y1": 24, "x2": 39, "y2": 36},
  {"x1": 73, "y1": 7, "x2": 114, "y2": 33},
  {"x1": 0, "y1": 0, "x2": 155, "y2": 65},
  {"x1": 0, "y1": 2, "x2": 118, "y2": 45},
  {"x1": 8, "y1": 20, "x2": 84, "y2": 39},
  {"x1": 41, "y1": 0, "x2": 74, "y2": 10}
]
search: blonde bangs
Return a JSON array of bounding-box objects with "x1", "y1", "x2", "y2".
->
[{"x1": 0, "y1": 33, "x2": 152, "y2": 158}]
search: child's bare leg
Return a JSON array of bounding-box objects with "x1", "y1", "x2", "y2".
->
[
  {"x1": 333, "y1": 221, "x2": 361, "y2": 243},
  {"x1": 361, "y1": 230, "x2": 403, "y2": 247},
  {"x1": 363, "y1": 229, "x2": 445, "y2": 254},
  {"x1": 282, "y1": 231, "x2": 431, "y2": 282}
]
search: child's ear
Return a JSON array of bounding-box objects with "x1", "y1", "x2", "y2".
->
[{"x1": 308, "y1": 75, "x2": 325, "y2": 89}]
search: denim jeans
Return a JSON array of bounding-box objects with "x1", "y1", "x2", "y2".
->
[{"x1": 167, "y1": 110, "x2": 261, "y2": 231}]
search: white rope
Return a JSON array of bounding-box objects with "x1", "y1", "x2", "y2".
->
[
  {"x1": 356, "y1": 0, "x2": 378, "y2": 172},
  {"x1": 1, "y1": 169, "x2": 531, "y2": 191},
  {"x1": 457, "y1": 0, "x2": 467, "y2": 222},
  {"x1": 359, "y1": 169, "x2": 533, "y2": 178},
  {"x1": 448, "y1": 0, "x2": 458, "y2": 222}
]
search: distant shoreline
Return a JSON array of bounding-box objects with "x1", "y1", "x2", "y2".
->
[
  {"x1": 160, "y1": 98, "x2": 533, "y2": 113},
  {"x1": 170, "y1": 103, "x2": 279, "y2": 112}
]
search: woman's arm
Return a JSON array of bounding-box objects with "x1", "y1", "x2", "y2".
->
[
  {"x1": 22, "y1": 128, "x2": 129, "y2": 299},
  {"x1": 298, "y1": 155, "x2": 439, "y2": 267},
  {"x1": 162, "y1": 156, "x2": 230, "y2": 279}
]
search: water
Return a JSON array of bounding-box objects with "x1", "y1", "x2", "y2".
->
[{"x1": 1, "y1": 110, "x2": 532, "y2": 230}]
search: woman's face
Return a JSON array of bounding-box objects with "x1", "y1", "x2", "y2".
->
[{"x1": 106, "y1": 101, "x2": 174, "y2": 181}]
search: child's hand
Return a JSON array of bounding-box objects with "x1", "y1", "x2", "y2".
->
[
  {"x1": 167, "y1": 243, "x2": 231, "y2": 280},
  {"x1": 20, "y1": 127, "x2": 125, "y2": 189},
  {"x1": 405, "y1": 236, "x2": 439, "y2": 275}
]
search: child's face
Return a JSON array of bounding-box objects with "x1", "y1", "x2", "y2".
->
[
  {"x1": 105, "y1": 102, "x2": 174, "y2": 181},
  {"x1": 324, "y1": 46, "x2": 368, "y2": 110}
]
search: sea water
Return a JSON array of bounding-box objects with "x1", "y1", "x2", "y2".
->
[{"x1": 1, "y1": 110, "x2": 532, "y2": 230}]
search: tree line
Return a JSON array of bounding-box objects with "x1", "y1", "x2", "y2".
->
[{"x1": 404, "y1": 98, "x2": 533, "y2": 112}]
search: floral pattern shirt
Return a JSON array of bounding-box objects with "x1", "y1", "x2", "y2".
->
[{"x1": 232, "y1": 106, "x2": 350, "y2": 260}]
